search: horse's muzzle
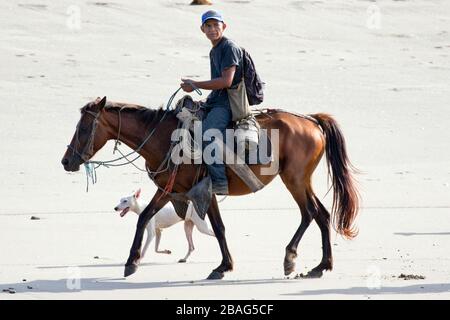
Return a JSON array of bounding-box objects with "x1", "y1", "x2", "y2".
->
[
  {"x1": 61, "y1": 157, "x2": 81, "y2": 172},
  {"x1": 61, "y1": 158, "x2": 69, "y2": 166}
]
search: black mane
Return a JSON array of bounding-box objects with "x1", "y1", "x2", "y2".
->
[{"x1": 80, "y1": 100, "x2": 176, "y2": 125}]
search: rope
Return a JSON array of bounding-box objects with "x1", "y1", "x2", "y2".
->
[
  {"x1": 84, "y1": 162, "x2": 97, "y2": 192},
  {"x1": 174, "y1": 109, "x2": 203, "y2": 161},
  {"x1": 82, "y1": 86, "x2": 202, "y2": 192},
  {"x1": 82, "y1": 91, "x2": 172, "y2": 190},
  {"x1": 113, "y1": 106, "x2": 125, "y2": 154}
]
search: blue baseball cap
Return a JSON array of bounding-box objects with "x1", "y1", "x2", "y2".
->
[{"x1": 201, "y1": 10, "x2": 224, "y2": 25}]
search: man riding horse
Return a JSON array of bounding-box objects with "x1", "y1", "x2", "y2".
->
[
  {"x1": 61, "y1": 11, "x2": 360, "y2": 281},
  {"x1": 180, "y1": 10, "x2": 247, "y2": 195}
]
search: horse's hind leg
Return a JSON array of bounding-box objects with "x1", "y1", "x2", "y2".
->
[
  {"x1": 205, "y1": 195, "x2": 233, "y2": 280},
  {"x1": 280, "y1": 174, "x2": 314, "y2": 276},
  {"x1": 301, "y1": 195, "x2": 333, "y2": 278}
]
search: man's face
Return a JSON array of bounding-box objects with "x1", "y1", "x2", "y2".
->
[{"x1": 201, "y1": 19, "x2": 226, "y2": 42}]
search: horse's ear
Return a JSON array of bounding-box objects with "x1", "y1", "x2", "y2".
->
[
  {"x1": 135, "y1": 188, "x2": 141, "y2": 199},
  {"x1": 97, "y1": 96, "x2": 107, "y2": 110}
]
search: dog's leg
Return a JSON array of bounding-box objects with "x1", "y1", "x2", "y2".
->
[
  {"x1": 155, "y1": 228, "x2": 171, "y2": 254},
  {"x1": 178, "y1": 220, "x2": 195, "y2": 263},
  {"x1": 140, "y1": 221, "x2": 156, "y2": 261},
  {"x1": 191, "y1": 210, "x2": 216, "y2": 237}
]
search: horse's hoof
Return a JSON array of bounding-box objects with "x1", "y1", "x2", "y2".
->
[
  {"x1": 300, "y1": 269, "x2": 323, "y2": 279},
  {"x1": 124, "y1": 264, "x2": 138, "y2": 277},
  {"x1": 206, "y1": 271, "x2": 224, "y2": 280},
  {"x1": 165, "y1": 250, "x2": 172, "y2": 254},
  {"x1": 178, "y1": 259, "x2": 186, "y2": 263},
  {"x1": 283, "y1": 261, "x2": 296, "y2": 276}
]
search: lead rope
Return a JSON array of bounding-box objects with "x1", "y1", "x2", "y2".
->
[
  {"x1": 83, "y1": 86, "x2": 201, "y2": 192},
  {"x1": 84, "y1": 162, "x2": 97, "y2": 192},
  {"x1": 113, "y1": 106, "x2": 125, "y2": 154}
]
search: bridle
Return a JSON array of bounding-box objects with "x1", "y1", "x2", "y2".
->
[{"x1": 67, "y1": 109, "x2": 101, "y2": 163}]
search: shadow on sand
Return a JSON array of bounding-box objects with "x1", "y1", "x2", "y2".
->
[
  {"x1": 1, "y1": 277, "x2": 293, "y2": 294},
  {"x1": 36, "y1": 261, "x2": 213, "y2": 269},
  {"x1": 394, "y1": 232, "x2": 450, "y2": 236},
  {"x1": 282, "y1": 283, "x2": 450, "y2": 297}
]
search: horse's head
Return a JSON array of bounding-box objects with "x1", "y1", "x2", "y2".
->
[{"x1": 61, "y1": 96, "x2": 110, "y2": 172}]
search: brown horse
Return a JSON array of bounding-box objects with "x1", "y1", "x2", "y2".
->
[{"x1": 61, "y1": 96, "x2": 359, "y2": 280}]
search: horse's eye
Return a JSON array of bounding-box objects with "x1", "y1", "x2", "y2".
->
[{"x1": 123, "y1": 200, "x2": 128, "y2": 203}]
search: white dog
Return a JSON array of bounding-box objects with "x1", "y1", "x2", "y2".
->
[{"x1": 114, "y1": 189, "x2": 215, "y2": 263}]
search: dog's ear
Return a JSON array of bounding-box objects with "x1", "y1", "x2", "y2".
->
[{"x1": 135, "y1": 188, "x2": 141, "y2": 199}]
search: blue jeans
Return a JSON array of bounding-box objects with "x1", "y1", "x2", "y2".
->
[{"x1": 201, "y1": 106, "x2": 232, "y2": 186}]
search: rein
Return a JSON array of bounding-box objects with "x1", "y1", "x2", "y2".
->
[{"x1": 69, "y1": 87, "x2": 201, "y2": 192}]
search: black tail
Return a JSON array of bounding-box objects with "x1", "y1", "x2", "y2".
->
[{"x1": 310, "y1": 113, "x2": 360, "y2": 239}]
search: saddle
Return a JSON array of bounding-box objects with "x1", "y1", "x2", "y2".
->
[
  {"x1": 174, "y1": 95, "x2": 207, "y2": 123},
  {"x1": 174, "y1": 95, "x2": 272, "y2": 166},
  {"x1": 172, "y1": 95, "x2": 273, "y2": 220}
]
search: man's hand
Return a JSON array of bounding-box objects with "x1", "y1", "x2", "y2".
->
[
  {"x1": 180, "y1": 66, "x2": 236, "y2": 92},
  {"x1": 180, "y1": 78, "x2": 195, "y2": 93}
]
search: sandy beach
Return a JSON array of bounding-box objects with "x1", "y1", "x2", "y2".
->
[{"x1": 0, "y1": 0, "x2": 449, "y2": 299}]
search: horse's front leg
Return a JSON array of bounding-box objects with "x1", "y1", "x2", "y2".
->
[
  {"x1": 206, "y1": 195, "x2": 233, "y2": 280},
  {"x1": 124, "y1": 190, "x2": 169, "y2": 277}
]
